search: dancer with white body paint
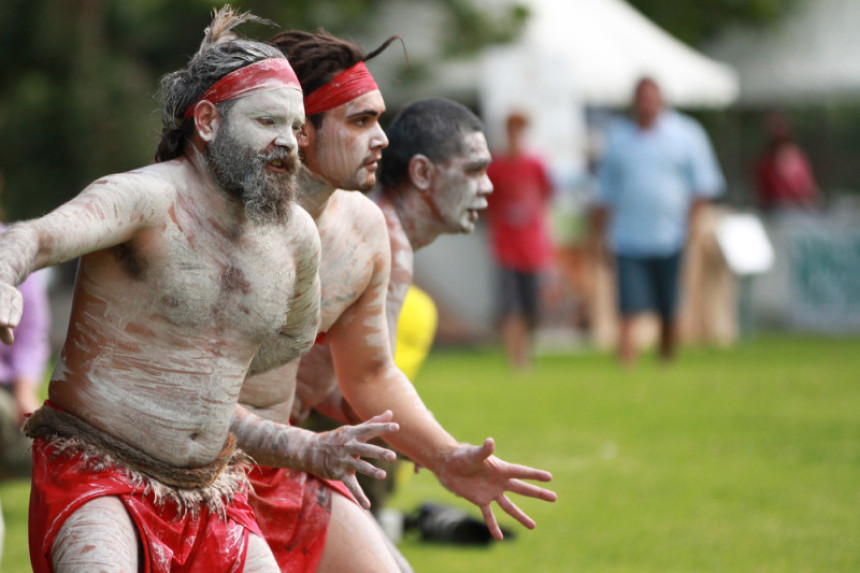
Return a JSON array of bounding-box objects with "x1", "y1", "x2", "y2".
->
[
  {"x1": 237, "y1": 32, "x2": 557, "y2": 573},
  {"x1": 0, "y1": 8, "x2": 396, "y2": 572},
  {"x1": 303, "y1": 97, "x2": 497, "y2": 514}
]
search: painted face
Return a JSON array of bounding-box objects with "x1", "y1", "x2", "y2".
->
[
  {"x1": 206, "y1": 87, "x2": 304, "y2": 223},
  {"x1": 299, "y1": 90, "x2": 388, "y2": 192},
  {"x1": 429, "y1": 131, "x2": 493, "y2": 234}
]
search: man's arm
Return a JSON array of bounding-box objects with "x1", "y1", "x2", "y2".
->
[
  {"x1": 230, "y1": 404, "x2": 398, "y2": 509},
  {"x1": 0, "y1": 173, "x2": 167, "y2": 343},
  {"x1": 295, "y1": 209, "x2": 413, "y2": 426},
  {"x1": 327, "y1": 217, "x2": 556, "y2": 539},
  {"x1": 279, "y1": 207, "x2": 323, "y2": 355}
]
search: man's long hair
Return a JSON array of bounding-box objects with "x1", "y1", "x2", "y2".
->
[
  {"x1": 268, "y1": 30, "x2": 401, "y2": 128},
  {"x1": 154, "y1": 6, "x2": 283, "y2": 162},
  {"x1": 379, "y1": 98, "x2": 485, "y2": 189}
]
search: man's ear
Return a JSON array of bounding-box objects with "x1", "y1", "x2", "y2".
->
[
  {"x1": 297, "y1": 122, "x2": 313, "y2": 150},
  {"x1": 408, "y1": 155, "x2": 434, "y2": 192},
  {"x1": 193, "y1": 100, "x2": 220, "y2": 142}
]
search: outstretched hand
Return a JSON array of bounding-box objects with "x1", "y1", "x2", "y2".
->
[
  {"x1": 308, "y1": 410, "x2": 400, "y2": 509},
  {"x1": 435, "y1": 438, "x2": 557, "y2": 540},
  {"x1": 0, "y1": 283, "x2": 23, "y2": 345}
]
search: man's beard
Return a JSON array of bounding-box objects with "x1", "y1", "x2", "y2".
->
[{"x1": 206, "y1": 125, "x2": 299, "y2": 225}]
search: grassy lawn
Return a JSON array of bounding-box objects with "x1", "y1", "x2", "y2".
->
[{"x1": 2, "y1": 334, "x2": 859, "y2": 571}]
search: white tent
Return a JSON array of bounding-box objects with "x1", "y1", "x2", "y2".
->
[
  {"x1": 706, "y1": 0, "x2": 860, "y2": 105},
  {"x1": 373, "y1": 0, "x2": 738, "y2": 109},
  {"x1": 502, "y1": 0, "x2": 739, "y2": 108}
]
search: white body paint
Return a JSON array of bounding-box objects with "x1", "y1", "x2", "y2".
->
[{"x1": 33, "y1": 156, "x2": 317, "y2": 466}]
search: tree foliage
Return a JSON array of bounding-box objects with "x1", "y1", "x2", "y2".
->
[{"x1": 0, "y1": 0, "x2": 525, "y2": 221}]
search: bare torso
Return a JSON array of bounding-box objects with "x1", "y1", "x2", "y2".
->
[
  {"x1": 377, "y1": 194, "x2": 414, "y2": 341},
  {"x1": 46, "y1": 159, "x2": 320, "y2": 467},
  {"x1": 241, "y1": 190, "x2": 389, "y2": 421}
]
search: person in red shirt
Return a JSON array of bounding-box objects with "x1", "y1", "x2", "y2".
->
[
  {"x1": 755, "y1": 112, "x2": 820, "y2": 213},
  {"x1": 486, "y1": 112, "x2": 554, "y2": 372}
]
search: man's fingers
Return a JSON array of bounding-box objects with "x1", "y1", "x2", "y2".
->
[
  {"x1": 458, "y1": 437, "x2": 495, "y2": 463},
  {"x1": 363, "y1": 410, "x2": 394, "y2": 424},
  {"x1": 507, "y1": 478, "x2": 558, "y2": 502},
  {"x1": 348, "y1": 442, "x2": 397, "y2": 462},
  {"x1": 349, "y1": 457, "x2": 387, "y2": 481},
  {"x1": 342, "y1": 475, "x2": 371, "y2": 510},
  {"x1": 352, "y1": 421, "x2": 399, "y2": 442},
  {"x1": 500, "y1": 461, "x2": 554, "y2": 482},
  {"x1": 479, "y1": 503, "x2": 504, "y2": 541},
  {"x1": 0, "y1": 286, "x2": 23, "y2": 328},
  {"x1": 480, "y1": 437, "x2": 496, "y2": 457},
  {"x1": 496, "y1": 494, "x2": 535, "y2": 530}
]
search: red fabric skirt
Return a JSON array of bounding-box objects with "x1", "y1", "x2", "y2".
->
[
  {"x1": 246, "y1": 465, "x2": 355, "y2": 573},
  {"x1": 29, "y1": 437, "x2": 263, "y2": 573}
]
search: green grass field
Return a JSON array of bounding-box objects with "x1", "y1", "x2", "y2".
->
[{"x1": 2, "y1": 335, "x2": 859, "y2": 571}]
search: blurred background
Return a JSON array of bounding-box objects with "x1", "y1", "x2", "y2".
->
[{"x1": 3, "y1": 0, "x2": 859, "y2": 354}]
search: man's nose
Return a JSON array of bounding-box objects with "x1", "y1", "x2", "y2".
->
[
  {"x1": 274, "y1": 129, "x2": 298, "y2": 153},
  {"x1": 371, "y1": 125, "x2": 388, "y2": 150},
  {"x1": 480, "y1": 175, "x2": 494, "y2": 196}
]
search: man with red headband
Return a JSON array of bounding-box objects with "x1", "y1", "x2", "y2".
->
[
  {"x1": 237, "y1": 31, "x2": 557, "y2": 572},
  {"x1": 0, "y1": 8, "x2": 397, "y2": 572}
]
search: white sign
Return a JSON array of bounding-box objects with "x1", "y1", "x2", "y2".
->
[{"x1": 715, "y1": 213, "x2": 774, "y2": 276}]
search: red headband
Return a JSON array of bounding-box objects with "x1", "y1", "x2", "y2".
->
[
  {"x1": 303, "y1": 62, "x2": 379, "y2": 116},
  {"x1": 182, "y1": 58, "x2": 302, "y2": 119}
]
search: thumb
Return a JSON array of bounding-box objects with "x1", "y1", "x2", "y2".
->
[
  {"x1": 465, "y1": 437, "x2": 494, "y2": 462},
  {"x1": 0, "y1": 327, "x2": 14, "y2": 346},
  {"x1": 481, "y1": 437, "x2": 496, "y2": 457}
]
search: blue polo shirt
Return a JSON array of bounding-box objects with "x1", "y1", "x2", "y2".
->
[{"x1": 596, "y1": 110, "x2": 724, "y2": 256}]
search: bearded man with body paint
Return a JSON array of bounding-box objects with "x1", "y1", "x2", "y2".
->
[
  {"x1": 238, "y1": 32, "x2": 557, "y2": 573},
  {"x1": 0, "y1": 8, "x2": 397, "y2": 572}
]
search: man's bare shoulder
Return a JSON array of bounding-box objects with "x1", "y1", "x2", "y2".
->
[
  {"x1": 81, "y1": 161, "x2": 184, "y2": 213},
  {"x1": 325, "y1": 190, "x2": 387, "y2": 238},
  {"x1": 283, "y1": 203, "x2": 322, "y2": 257}
]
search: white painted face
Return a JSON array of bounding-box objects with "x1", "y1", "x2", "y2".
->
[
  {"x1": 299, "y1": 89, "x2": 388, "y2": 192},
  {"x1": 220, "y1": 86, "x2": 305, "y2": 165},
  {"x1": 429, "y1": 131, "x2": 493, "y2": 234},
  {"x1": 206, "y1": 87, "x2": 305, "y2": 223}
]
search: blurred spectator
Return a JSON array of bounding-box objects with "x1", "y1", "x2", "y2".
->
[
  {"x1": 0, "y1": 268, "x2": 50, "y2": 476},
  {"x1": 0, "y1": 195, "x2": 52, "y2": 565},
  {"x1": 591, "y1": 77, "x2": 724, "y2": 366},
  {"x1": 486, "y1": 111, "x2": 555, "y2": 372},
  {"x1": 755, "y1": 111, "x2": 820, "y2": 213}
]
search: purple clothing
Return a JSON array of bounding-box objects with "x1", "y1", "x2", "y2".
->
[{"x1": 0, "y1": 271, "x2": 51, "y2": 386}]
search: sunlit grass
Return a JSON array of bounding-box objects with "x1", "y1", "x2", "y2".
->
[
  {"x1": 388, "y1": 335, "x2": 860, "y2": 572},
  {"x1": 2, "y1": 335, "x2": 858, "y2": 572}
]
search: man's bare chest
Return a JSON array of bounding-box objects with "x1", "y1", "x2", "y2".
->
[{"x1": 121, "y1": 227, "x2": 297, "y2": 340}]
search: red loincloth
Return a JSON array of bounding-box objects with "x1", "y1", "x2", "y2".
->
[
  {"x1": 29, "y1": 437, "x2": 263, "y2": 573},
  {"x1": 246, "y1": 465, "x2": 356, "y2": 573}
]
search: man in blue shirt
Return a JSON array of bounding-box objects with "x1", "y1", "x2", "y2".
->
[{"x1": 591, "y1": 77, "x2": 724, "y2": 365}]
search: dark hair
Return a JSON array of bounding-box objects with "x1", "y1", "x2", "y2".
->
[
  {"x1": 154, "y1": 7, "x2": 283, "y2": 162},
  {"x1": 268, "y1": 30, "x2": 400, "y2": 128},
  {"x1": 379, "y1": 98, "x2": 485, "y2": 189}
]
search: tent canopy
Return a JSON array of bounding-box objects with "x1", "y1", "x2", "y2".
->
[
  {"x1": 395, "y1": 0, "x2": 739, "y2": 110},
  {"x1": 519, "y1": 0, "x2": 738, "y2": 108}
]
